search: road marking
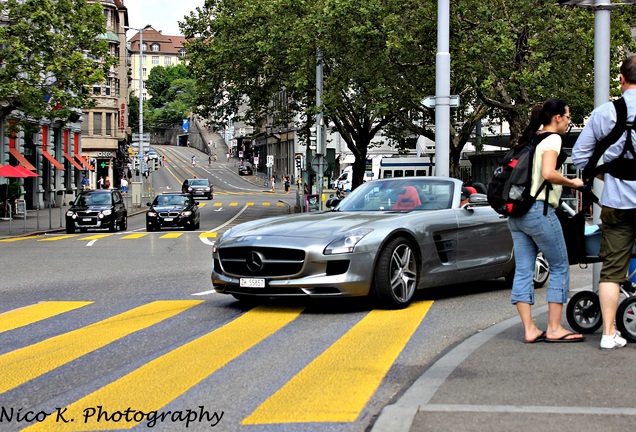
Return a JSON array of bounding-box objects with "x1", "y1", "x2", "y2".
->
[
  {"x1": 0, "y1": 301, "x2": 92, "y2": 333},
  {"x1": 229, "y1": 202, "x2": 238, "y2": 207},
  {"x1": 191, "y1": 289, "x2": 216, "y2": 295},
  {"x1": 38, "y1": 235, "x2": 79, "y2": 241},
  {"x1": 213, "y1": 202, "x2": 222, "y2": 207},
  {"x1": 121, "y1": 233, "x2": 147, "y2": 239},
  {"x1": 246, "y1": 202, "x2": 254, "y2": 206},
  {"x1": 0, "y1": 236, "x2": 33, "y2": 242},
  {"x1": 26, "y1": 305, "x2": 303, "y2": 431},
  {"x1": 0, "y1": 300, "x2": 201, "y2": 394},
  {"x1": 243, "y1": 300, "x2": 433, "y2": 424},
  {"x1": 160, "y1": 232, "x2": 183, "y2": 239},
  {"x1": 79, "y1": 234, "x2": 112, "y2": 241},
  {"x1": 199, "y1": 232, "x2": 217, "y2": 238},
  {"x1": 263, "y1": 202, "x2": 271, "y2": 206}
]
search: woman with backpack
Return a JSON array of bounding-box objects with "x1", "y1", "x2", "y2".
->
[{"x1": 509, "y1": 99, "x2": 585, "y2": 344}]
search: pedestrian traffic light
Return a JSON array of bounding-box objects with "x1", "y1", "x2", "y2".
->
[{"x1": 295, "y1": 155, "x2": 302, "y2": 169}]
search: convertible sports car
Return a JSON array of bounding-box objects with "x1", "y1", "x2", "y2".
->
[{"x1": 211, "y1": 177, "x2": 519, "y2": 309}]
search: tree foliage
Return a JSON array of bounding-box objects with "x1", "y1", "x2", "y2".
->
[
  {"x1": 0, "y1": 0, "x2": 116, "y2": 134},
  {"x1": 144, "y1": 64, "x2": 196, "y2": 130},
  {"x1": 180, "y1": 0, "x2": 636, "y2": 183}
]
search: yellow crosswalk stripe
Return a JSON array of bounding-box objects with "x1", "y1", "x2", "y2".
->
[
  {"x1": 263, "y1": 202, "x2": 271, "y2": 206},
  {"x1": 246, "y1": 202, "x2": 254, "y2": 206},
  {"x1": 0, "y1": 236, "x2": 32, "y2": 242},
  {"x1": 229, "y1": 202, "x2": 238, "y2": 207},
  {"x1": 0, "y1": 300, "x2": 201, "y2": 394},
  {"x1": 121, "y1": 233, "x2": 147, "y2": 239},
  {"x1": 213, "y1": 202, "x2": 222, "y2": 207},
  {"x1": 0, "y1": 301, "x2": 92, "y2": 333},
  {"x1": 160, "y1": 232, "x2": 183, "y2": 238},
  {"x1": 199, "y1": 232, "x2": 217, "y2": 238},
  {"x1": 243, "y1": 300, "x2": 433, "y2": 424},
  {"x1": 78, "y1": 234, "x2": 112, "y2": 240},
  {"x1": 25, "y1": 305, "x2": 304, "y2": 431},
  {"x1": 38, "y1": 235, "x2": 79, "y2": 241}
]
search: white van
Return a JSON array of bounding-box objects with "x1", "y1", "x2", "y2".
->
[{"x1": 333, "y1": 166, "x2": 353, "y2": 191}]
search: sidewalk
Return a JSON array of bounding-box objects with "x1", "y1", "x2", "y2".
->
[{"x1": 372, "y1": 304, "x2": 636, "y2": 432}]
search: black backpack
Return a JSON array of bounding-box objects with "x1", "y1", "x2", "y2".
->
[
  {"x1": 582, "y1": 97, "x2": 636, "y2": 183},
  {"x1": 487, "y1": 133, "x2": 556, "y2": 217}
]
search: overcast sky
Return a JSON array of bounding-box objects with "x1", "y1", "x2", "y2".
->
[{"x1": 124, "y1": 0, "x2": 205, "y2": 37}]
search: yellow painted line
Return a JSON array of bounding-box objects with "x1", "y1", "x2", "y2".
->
[
  {"x1": 263, "y1": 202, "x2": 271, "y2": 206},
  {"x1": 229, "y1": 202, "x2": 238, "y2": 207},
  {"x1": 199, "y1": 232, "x2": 218, "y2": 238},
  {"x1": 38, "y1": 235, "x2": 79, "y2": 241},
  {"x1": 160, "y1": 232, "x2": 183, "y2": 239},
  {"x1": 243, "y1": 300, "x2": 433, "y2": 424},
  {"x1": 0, "y1": 236, "x2": 33, "y2": 242},
  {"x1": 121, "y1": 233, "x2": 147, "y2": 239},
  {"x1": 213, "y1": 202, "x2": 222, "y2": 207},
  {"x1": 26, "y1": 305, "x2": 304, "y2": 431},
  {"x1": 0, "y1": 301, "x2": 92, "y2": 333},
  {"x1": 198, "y1": 203, "x2": 207, "y2": 208},
  {"x1": 276, "y1": 202, "x2": 286, "y2": 207},
  {"x1": 78, "y1": 234, "x2": 112, "y2": 240},
  {"x1": 246, "y1": 202, "x2": 254, "y2": 206},
  {"x1": 0, "y1": 300, "x2": 201, "y2": 394}
]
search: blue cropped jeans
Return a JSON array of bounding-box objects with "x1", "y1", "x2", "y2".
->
[{"x1": 508, "y1": 200, "x2": 570, "y2": 305}]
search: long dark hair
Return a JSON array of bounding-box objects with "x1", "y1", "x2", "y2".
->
[{"x1": 516, "y1": 99, "x2": 568, "y2": 148}]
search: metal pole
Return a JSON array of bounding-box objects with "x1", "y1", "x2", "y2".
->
[
  {"x1": 139, "y1": 28, "x2": 145, "y2": 198},
  {"x1": 434, "y1": 0, "x2": 450, "y2": 177},
  {"x1": 316, "y1": 48, "x2": 325, "y2": 204},
  {"x1": 592, "y1": 0, "x2": 612, "y2": 293}
]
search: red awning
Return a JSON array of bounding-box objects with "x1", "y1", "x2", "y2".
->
[
  {"x1": 64, "y1": 153, "x2": 85, "y2": 171},
  {"x1": 9, "y1": 148, "x2": 36, "y2": 171},
  {"x1": 75, "y1": 154, "x2": 93, "y2": 171},
  {"x1": 42, "y1": 150, "x2": 65, "y2": 170}
]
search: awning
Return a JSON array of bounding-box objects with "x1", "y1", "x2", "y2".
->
[
  {"x1": 9, "y1": 148, "x2": 36, "y2": 171},
  {"x1": 75, "y1": 154, "x2": 94, "y2": 171},
  {"x1": 42, "y1": 150, "x2": 65, "y2": 170},
  {"x1": 64, "y1": 153, "x2": 85, "y2": 170}
]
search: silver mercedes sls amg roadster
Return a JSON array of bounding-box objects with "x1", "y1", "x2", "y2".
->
[{"x1": 211, "y1": 177, "x2": 518, "y2": 309}]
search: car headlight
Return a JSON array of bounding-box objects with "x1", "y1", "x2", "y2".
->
[
  {"x1": 181, "y1": 211, "x2": 192, "y2": 216},
  {"x1": 188, "y1": 186, "x2": 193, "y2": 191},
  {"x1": 66, "y1": 211, "x2": 75, "y2": 217},
  {"x1": 101, "y1": 209, "x2": 112, "y2": 216},
  {"x1": 205, "y1": 187, "x2": 210, "y2": 191},
  {"x1": 147, "y1": 211, "x2": 157, "y2": 217},
  {"x1": 324, "y1": 228, "x2": 373, "y2": 255}
]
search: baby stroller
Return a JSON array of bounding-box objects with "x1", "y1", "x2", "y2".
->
[{"x1": 565, "y1": 223, "x2": 636, "y2": 341}]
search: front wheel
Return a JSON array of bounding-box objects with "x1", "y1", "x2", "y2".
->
[
  {"x1": 616, "y1": 296, "x2": 636, "y2": 342},
  {"x1": 371, "y1": 237, "x2": 418, "y2": 309},
  {"x1": 566, "y1": 291, "x2": 602, "y2": 334}
]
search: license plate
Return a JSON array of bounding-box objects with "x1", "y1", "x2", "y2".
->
[
  {"x1": 82, "y1": 218, "x2": 91, "y2": 221},
  {"x1": 163, "y1": 217, "x2": 173, "y2": 222},
  {"x1": 240, "y1": 278, "x2": 265, "y2": 288}
]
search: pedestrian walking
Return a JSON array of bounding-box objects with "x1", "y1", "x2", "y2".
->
[
  {"x1": 81, "y1": 175, "x2": 89, "y2": 190},
  {"x1": 572, "y1": 55, "x2": 636, "y2": 350},
  {"x1": 284, "y1": 176, "x2": 291, "y2": 194},
  {"x1": 508, "y1": 99, "x2": 585, "y2": 344},
  {"x1": 191, "y1": 155, "x2": 196, "y2": 167},
  {"x1": 97, "y1": 176, "x2": 104, "y2": 189},
  {"x1": 208, "y1": 155, "x2": 212, "y2": 167},
  {"x1": 104, "y1": 176, "x2": 111, "y2": 189},
  {"x1": 120, "y1": 177, "x2": 128, "y2": 194},
  {"x1": 270, "y1": 176, "x2": 276, "y2": 193}
]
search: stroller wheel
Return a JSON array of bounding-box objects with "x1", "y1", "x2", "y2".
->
[
  {"x1": 616, "y1": 296, "x2": 636, "y2": 342},
  {"x1": 566, "y1": 291, "x2": 602, "y2": 334}
]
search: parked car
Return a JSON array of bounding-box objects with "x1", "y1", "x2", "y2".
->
[
  {"x1": 146, "y1": 192, "x2": 200, "y2": 231},
  {"x1": 66, "y1": 189, "x2": 127, "y2": 233},
  {"x1": 211, "y1": 177, "x2": 516, "y2": 309},
  {"x1": 145, "y1": 148, "x2": 158, "y2": 160},
  {"x1": 238, "y1": 165, "x2": 253, "y2": 176},
  {"x1": 181, "y1": 178, "x2": 213, "y2": 199}
]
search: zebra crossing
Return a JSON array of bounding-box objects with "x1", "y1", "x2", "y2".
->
[{"x1": 0, "y1": 300, "x2": 433, "y2": 431}]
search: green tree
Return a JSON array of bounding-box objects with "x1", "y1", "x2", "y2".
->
[
  {"x1": 144, "y1": 65, "x2": 195, "y2": 131},
  {"x1": 0, "y1": 0, "x2": 116, "y2": 133}
]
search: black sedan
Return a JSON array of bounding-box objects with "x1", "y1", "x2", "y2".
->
[
  {"x1": 66, "y1": 189, "x2": 127, "y2": 233},
  {"x1": 238, "y1": 165, "x2": 253, "y2": 176},
  {"x1": 146, "y1": 193, "x2": 200, "y2": 231}
]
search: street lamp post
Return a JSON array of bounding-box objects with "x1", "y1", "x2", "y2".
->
[{"x1": 123, "y1": 24, "x2": 151, "y2": 190}]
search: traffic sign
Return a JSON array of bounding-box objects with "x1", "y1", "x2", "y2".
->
[{"x1": 132, "y1": 133, "x2": 150, "y2": 140}]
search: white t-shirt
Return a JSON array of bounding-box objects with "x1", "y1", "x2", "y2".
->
[{"x1": 530, "y1": 133, "x2": 562, "y2": 208}]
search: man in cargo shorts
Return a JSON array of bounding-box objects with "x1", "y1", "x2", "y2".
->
[{"x1": 572, "y1": 55, "x2": 636, "y2": 350}]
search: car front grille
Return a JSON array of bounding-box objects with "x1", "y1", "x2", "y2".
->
[
  {"x1": 218, "y1": 247, "x2": 305, "y2": 277},
  {"x1": 159, "y1": 211, "x2": 181, "y2": 217}
]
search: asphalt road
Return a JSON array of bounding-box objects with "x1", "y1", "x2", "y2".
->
[{"x1": 0, "y1": 145, "x2": 596, "y2": 432}]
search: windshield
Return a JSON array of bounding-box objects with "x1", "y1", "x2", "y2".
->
[
  {"x1": 335, "y1": 178, "x2": 455, "y2": 212},
  {"x1": 154, "y1": 195, "x2": 191, "y2": 206},
  {"x1": 74, "y1": 193, "x2": 112, "y2": 206},
  {"x1": 190, "y1": 180, "x2": 209, "y2": 186}
]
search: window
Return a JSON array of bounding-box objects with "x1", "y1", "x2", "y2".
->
[
  {"x1": 141, "y1": 43, "x2": 147, "y2": 51},
  {"x1": 142, "y1": 68, "x2": 147, "y2": 77},
  {"x1": 105, "y1": 113, "x2": 112, "y2": 136},
  {"x1": 164, "y1": 56, "x2": 172, "y2": 65},
  {"x1": 151, "y1": 43, "x2": 160, "y2": 51},
  {"x1": 105, "y1": 78, "x2": 112, "y2": 96},
  {"x1": 93, "y1": 86, "x2": 101, "y2": 95},
  {"x1": 178, "y1": 48, "x2": 186, "y2": 56},
  {"x1": 93, "y1": 113, "x2": 102, "y2": 136},
  {"x1": 152, "y1": 56, "x2": 159, "y2": 65}
]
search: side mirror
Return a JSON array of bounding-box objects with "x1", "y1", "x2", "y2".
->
[{"x1": 146, "y1": 202, "x2": 152, "y2": 207}]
